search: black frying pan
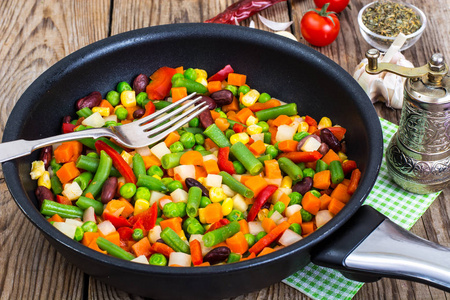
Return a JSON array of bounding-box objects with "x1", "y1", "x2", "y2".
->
[{"x1": 3, "y1": 24, "x2": 449, "y2": 299}]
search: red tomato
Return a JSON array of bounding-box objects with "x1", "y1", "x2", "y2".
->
[
  {"x1": 300, "y1": 5, "x2": 340, "y2": 47},
  {"x1": 314, "y1": 0, "x2": 350, "y2": 13}
]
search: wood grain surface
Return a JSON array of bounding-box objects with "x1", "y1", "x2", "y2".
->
[{"x1": 0, "y1": 0, "x2": 449, "y2": 299}]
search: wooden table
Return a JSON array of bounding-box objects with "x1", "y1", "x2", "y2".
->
[{"x1": 0, "y1": 0, "x2": 449, "y2": 299}]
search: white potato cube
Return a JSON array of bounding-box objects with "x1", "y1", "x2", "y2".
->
[
  {"x1": 232, "y1": 194, "x2": 248, "y2": 212},
  {"x1": 62, "y1": 182, "x2": 83, "y2": 201},
  {"x1": 285, "y1": 204, "x2": 302, "y2": 218},
  {"x1": 278, "y1": 229, "x2": 302, "y2": 246},
  {"x1": 169, "y1": 252, "x2": 192, "y2": 267},
  {"x1": 204, "y1": 174, "x2": 222, "y2": 188},
  {"x1": 82, "y1": 112, "x2": 106, "y2": 128},
  {"x1": 171, "y1": 188, "x2": 189, "y2": 203},
  {"x1": 300, "y1": 137, "x2": 321, "y2": 152},
  {"x1": 151, "y1": 142, "x2": 171, "y2": 160}
]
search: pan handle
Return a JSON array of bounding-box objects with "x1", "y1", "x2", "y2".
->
[{"x1": 311, "y1": 205, "x2": 450, "y2": 292}]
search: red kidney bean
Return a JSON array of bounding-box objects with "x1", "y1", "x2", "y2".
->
[
  {"x1": 101, "y1": 177, "x2": 118, "y2": 204},
  {"x1": 133, "y1": 74, "x2": 150, "y2": 94},
  {"x1": 133, "y1": 108, "x2": 145, "y2": 119},
  {"x1": 198, "y1": 109, "x2": 214, "y2": 129},
  {"x1": 210, "y1": 90, "x2": 233, "y2": 107},
  {"x1": 35, "y1": 186, "x2": 55, "y2": 206},
  {"x1": 317, "y1": 142, "x2": 329, "y2": 156},
  {"x1": 292, "y1": 177, "x2": 313, "y2": 195},
  {"x1": 261, "y1": 201, "x2": 271, "y2": 210},
  {"x1": 198, "y1": 95, "x2": 217, "y2": 110},
  {"x1": 62, "y1": 116, "x2": 72, "y2": 124},
  {"x1": 296, "y1": 135, "x2": 321, "y2": 151},
  {"x1": 320, "y1": 128, "x2": 341, "y2": 152},
  {"x1": 203, "y1": 246, "x2": 231, "y2": 265},
  {"x1": 185, "y1": 178, "x2": 209, "y2": 197},
  {"x1": 340, "y1": 141, "x2": 347, "y2": 154},
  {"x1": 76, "y1": 91, "x2": 102, "y2": 110},
  {"x1": 39, "y1": 146, "x2": 52, "y2": 169}
]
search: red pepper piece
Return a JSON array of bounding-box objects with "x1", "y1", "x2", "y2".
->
[
  {"x1": 347, "y1": 168, "x2": 361, "y2": 195},
  {"x1": 326, "y1": 126, "x2": 347, "y2": 141},
  {"x1": 304, "y1": 115, "x2": 317, "y2": 127},
  {"x1": 146, "y1": 66, "x2": 177, "y2": 100},
  {"x1": 217, "y1": 147, "x2": 235, "y2": 174},
  {"x1": 117, "y1": 227, "x2": 134, "y2": 241},
  {"x1": 128, "y1": 202, "x2": 158, "y2": 231},
  {"x1": 132, "y1": 218, "x2": 146, "y2": 232},
  {"x1": 232, "y1": 123, "x2": 245, "y2": 133},
  {"x1": 341, "y1": 160, "x2": 357, "y2": 175},
  {"x1": 205, "y1": 218, "x2": 230, "y2": 233},
  {"x1": 205, "y1": 0, "x2": 286, "y2": 25},
  {"x1": 94, "y1": 140, "x2": 137, "y2": 184},
  {"x1": 207, "y1": 64, "x2": 234, "y2": 82},
  {"x1": 56, "y1": 195, "x2": 72, "y2": 205},
  {"x1": 103, "y1": 212, "x2": 132, "y2": 228},
  {"x1": 142, "y1": 100, "x2": 156, "y2": 118},
  {"x1": 62, "y1": 123, "x2": 76, "y2": 134},
  {"x1": 247, "y1": 185, "x2": 278, "y2": 222},
  {"x1": 277, "y1": 151, "x2": 323, "y2": 163}
]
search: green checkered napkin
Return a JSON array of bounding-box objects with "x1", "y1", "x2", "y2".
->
[{"x1": 283, "y1": 117, "x2": 441, "y2": 300}]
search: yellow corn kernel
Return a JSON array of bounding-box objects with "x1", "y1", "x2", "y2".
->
[
  {"x1": 121, "y1": 151, "x2": 133, "y2": 166},
  {"x1": 246, "y1": 116, "x2": 258, "y2": 126},
  {"x1": 241, "y1": 89, "x2": 260, "y2": 107},
  {"x1": 152, "y1": 175, "x2": 162, "y2": 180},
  {"x1": 198, "y1": 208, "x2": 207, "y2": 224},
  {"x1": 114, "y1": 105, "x2": 125, "y2": 114},
  {"x1": 37, "y1": 171, "x2": 51, "y2": 189},
  {"x1": 197, "y1": 177, "x2": 205, "y2": 185},
  {"x1": 30, "y1": 160, "x2": 46, "y2": 180},
  {"x1": 120, "y1": 90, "x2": 136, "y2": 107},
  {"x1": 338, "y1": 151, "x2": 348, "y2": 161},
  {"x1": 230, "y1": 132, "x2": 250, "y2": 145},
  {"x1": 194, "y1": 69, "x2": 208, "y2": 79},
  {"x1": 246, "y1": 124, "x2": 263, "y2": 135},
  {"x1": 257, "y1": 208, "x2": 269, "y2": 221},
  {"x1": 297, "y1": 121, "x2": 309, "y2": 132},
  {"x1": 209, "y1": 187, "x2": 226, "y2": 203},
  {"x1": 318, "y1": 117, "x2": 332, "y2": 129},
  {"x1": 178, "y1": 230, "x2": 187, "y2": 241},
  {"x1": 134, "y1": 199, "x2": 150, "y2": 215},
  {"x1": 92, "y1": 106, "x2": 110, "y2": 117},
  {"x1": 221, "y1": 198, "x2": 234, "y2": 216},
  {"x1": 195, "y1": 77, "x2": 208, "y2": 87},
  {"x1": 290, "y1": 115, "x2": 300, "y2": 121},
  {"x1": 280, "y1": 176, "x2": 293, "y2": 189}
]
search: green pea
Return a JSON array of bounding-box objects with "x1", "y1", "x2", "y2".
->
[
  {"x1": 161, "y1": 177, "x2": 174, "y2": 186},
  {"x1": 184, "y1": 68, "x2": 197, "y2": 81},
  {"x1": 301, "y1": 208, "x2": 313, "y2": 221},
  {"x1": 120, "y1": 183, "x2": 137, "y2": 199},
  {"x1": 176, "y1": 202, "x2": 187, "y2": 218},
  {"x1": 106, "y1": 90, "x2": 120, "y2": 106},
  {"x1": 155, "y1": 217, "x2": 164, "y2": 226},
  {"x1": 149, "y1": 253, "x2": 167, "y2": 266},
  {"x1": 225, "y1": 129, "x2": 236, "y2": 139},
  {"x1": 81, "y1": 221, "x2": 98, "y2": 233},
  {"x1": 115, "y1": 107, "x2": 128, "y2": 120},
  {"x1": 214, "y1": 107, "x2": 222, "y2": 112},
  {"x1": 189, "y1": 117, "x2": 199, "y2": 127},
  {"x1": 225, "y1": 84, "x2": 238, "y2": 96},
  {"x1": 147, "y1": 165, "x2": 164, "y2": 177},
  {"x1": 297, "y1": 162, "x2": 306, "y2": 170},
  {"x1": 257, "y1": 121, "x2": 269, "y2": 132},
  {"x1": 227, "y1": 210, "x2": 244, "y2": 222},
  {"x1": 238, "y1": 85, "x2": 250, "y2": 95},
  {"x1": 171, "y1": 73, "x2": 184, "y2": 84},
  {"x1": 289, "y1": 223, "x2": 302, "y2": 235},
  {"x1": 245, "y1": 233, "x2": 256, "y2": 247},
  {"x1": 169, "y1": 141, "x2": 184, "y2": 153},
  {"x1": 194, "y1": 133, "x2": 205, "y2": 145},
  {"x1": 274, "y1": 142, "x2": 280, "y2": 151},
  {"x1": 163, "y1": 202, "x2": 180, "y2": 218},
  {"x1": 105, "y1": 121, "x2": 119, "y2": 127},
  {"x1": 310, "y1": 190, "x2": 321, "y2": 198},
  {"x1": 265, "y1": 145, "x2": 278, "y2": 158},
  {"x1": 232, "y1": 161, "x2": 246, "y2": 174},
  {"x1": 180, "y1": 132, "x2": 195, "y2": 149},
  {"x1": 274, "y1": 202, "x2": 286, "y2": 214},
  {"x1": 219, "y1": 111, "x2": 227, "y2": 118},
  {"x1": 288, "y1": 192, "x2": 303, "y2": 206},
  {"x1": 167, "y1": 180, "x2": 183, "y2": 193},
  {"x1": 74, "y1": 227, "x2": 84, "y2": 241},
  {"x1": 303, "y1": 168, "x2": 316, "y2": 178},
  {"x1": 256, "y1": 231, "x2": 267, "y2": 241},
  {"x1": 258, "y1": 92, "x2": 271, "y2": 103},
  {"x1": 135, "y1": 187, "x2": 151, "y2": 201},
  {"x1": 194, "y1": 145, "x2": 206, "y2": 151},
  {"x1": 293, "y1": 131, "x2": 310, "y2": 142},
  {"x1": 86, "y1": 152, "x2": 99, "y2": 159},
  {"x1": 136, "y1": 92, "x2": 148, "y2": 107},
  {"x1": 200, "y1": 196, "x2": 212, "y2": 208},
  {"x1": 117, "y1": 81, "x2": 132, "y2": 93},
  {"x1": 132, "y1": 228, "x2": 144, "y2": 241}
]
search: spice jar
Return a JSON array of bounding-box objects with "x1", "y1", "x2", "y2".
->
[{"x1": 365, "y1": 49, "x2": 450, "y2": 194}]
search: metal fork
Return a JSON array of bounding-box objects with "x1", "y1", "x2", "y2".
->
[{"x1": 0, "y1": 93, "x2": 208, "y2": 163}]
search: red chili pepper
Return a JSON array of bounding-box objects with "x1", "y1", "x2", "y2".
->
[
  {"x1": 103, "y1": 212, "x2": 132, "y2": 228},
  {"x1": 128, "y1": 202, "x2": 158, "y2": 231},
  {"x1": 232, "y1": 123, "x2": 245, "y2": 133},
  {"x1": 146, "y1": 66, "x2": 177, "y2": 100},
  {"x1": 117, "y1": 227, "x2": 134, "y2": 241},
  {"x1": 247, "y1": 185, "x2": 278, "y2": 222},
  {"x1": 205, "y1": 218, "x2": 230, "y2": 233},
  {"x1": 341, "y1": 160, "x2": 357, "y2": 175},
  {"x1": 277, "y1": 151, "x2": 323, "y2": 163},
  {"x1": 347, "y1": 168, "x2": 361, "y2": 195},
  {"x1": 207, "y1": 64, "x2": 234, "y2": 82},
  {"x1": 62, "y1": 123, "x2": 76, "y2": 133},
  {"x1": 217, "y1": 147, "x2": 236, "y2": 174},
  {"x1": 205, "y1": 0, "x2": 286, "y2": 25},
  {"x1": 94, "y1": 140, "x2": 137, "y2": 184}
]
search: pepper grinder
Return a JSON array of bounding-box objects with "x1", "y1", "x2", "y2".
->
[{"x1": 365, "y1": 49, "x2": 450, "y2": 194}]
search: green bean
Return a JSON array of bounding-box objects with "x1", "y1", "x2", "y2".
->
[
  {"x1": 203, "y1": 221, "x2": 241, "y2": 247},
  {"x1": 172, "y1": 77, "x2": 208, "y2": 94},
  {"x1": 257, "y1": 154, "x2": 273, "y2": 163},
  {"x1": 255, "y1": 103, "x2": 298, "y2": 121},
  {"x1": 76, "y1": 107, "x2": 93, "y2": 118},
  {"x1": 218, "y1": 171, "x2": 254, "y2": 198},
  {"x1": 132, "y1": 153, "x2": 146, "y2": 178},
  {"x1": 79, "y1": 137, "x2": 124, "y2": 154},
  {"x1": 149, "y1": 253, "x2": 167, "y2": 266},
  {"x1": 278, "y1": 157, "x2": 303, "y2": 182},
  {"x1": 73, "y1": 172, "x2": 93, "y2": 191},
  {"x1": 183, "y1": 217, "x2": 205, "y2": 235},
  {"x1": 153, "y1": 100, "x2": 172, "y2": 110},
  {"x1": 50, "y1": 158, "x2": 62, "y2": 172},
  {"x1": 183, "y1": 127, "x2": 204, "y2": 135},
  {"x1": 161, "y1": 150, "x2": 211, "y2": 169},
  {"x1": 96, "y1": 237, "x2": 136, "y2": 260},
  {"x1": 264, "y1": 132, "x2": 272, "y2": 144},
  {"x1": 40, "y1": 199, "x2": 84, "y2": 219},
  {"x1": 203, "y1": 124, "x2": 232, "y2": 148},
  {"x1": 227, "y1": 253, "x2": 241, "y2": 264},
  {"x1": 160, "y1": 227, "x2": 190, "y2": 254},
  {"x1": 136, "y1": 175, "x2": 168, "y2": 192},
  {"x1": 76, "y1": 196, "x2": 104, "y2": 216},
  {"x1": 315, "y1": 159, "x2": 329, "y2": 172},
  {"x1": 329, "y1": 160, "x2": 345, "y2": 184},
  {"x1": 51, "y1": 175, "x2": 63, "y2": 195},
  {"x1": 186, "y1": 186, "x2": 202, "y2": 218},
  {"x1": 226, "y1": 119, "x2": 247, "y2": 128},
  {"x1": 230, "y1": 142, "x2": 263, "y2": 176},
  {"x1": 76, "y1": 155, "x2": 121, "y2": 177},
  {"x1": 82, "y1": 151, "x2": 112, "y2": 198}
]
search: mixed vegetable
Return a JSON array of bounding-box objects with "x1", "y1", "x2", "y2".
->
[{"x1": 30, "y1": 64, "x2": 361, "y2": 267}]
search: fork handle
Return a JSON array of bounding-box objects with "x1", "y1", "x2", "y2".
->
[{"x1": 0, "y1": 127, "x2": 114, "y2": 163}]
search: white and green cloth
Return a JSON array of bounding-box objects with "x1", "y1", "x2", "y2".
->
[{"x1": 283, "y1": 117, "x2": 441, "y2": 300}]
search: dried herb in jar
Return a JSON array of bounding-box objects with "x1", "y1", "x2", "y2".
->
[{"x1": 362, "y1": 1, "x2": 422, "y2": 37}]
